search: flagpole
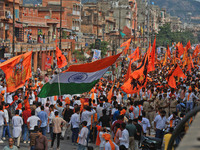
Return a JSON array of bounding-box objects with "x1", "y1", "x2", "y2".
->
[
  {"x1": 55, "y1": 42, "x2": 62, "y2": 97},
  {"x1": 57, "y1": 73, "x2": 62, "y2": 97}
]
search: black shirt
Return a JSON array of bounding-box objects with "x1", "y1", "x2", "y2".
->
[
  {"x1": 63, "y1": 108, "x2": 73, "y2": 122},
  {"x1": 99, "y1": 115, "x2": 111, "y2": 127},
  {"x1": 134, "y1": 123, "x2": 143, "y2": 141}
]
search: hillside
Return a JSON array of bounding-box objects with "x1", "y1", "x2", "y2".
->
[{"x1": 151, "y1": 0, "x2": 200, "y2": 23}]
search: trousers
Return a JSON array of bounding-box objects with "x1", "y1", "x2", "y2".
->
[{"x1": 51, "y1": 132, "x2": 61, "y2": 148}]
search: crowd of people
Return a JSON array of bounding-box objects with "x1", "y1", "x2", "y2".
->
[{"x1": 0, "y1": 48, "x2": 199, "y2": 150}]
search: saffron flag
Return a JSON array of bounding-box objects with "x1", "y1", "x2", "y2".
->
[
  {"x1": 121, "y1": 54, "x2": 149, "y2": 94},
  {"x1": 185, "y1": 40, "x2": 191, "y2": 51},
  {"x1": 166, "y1": 64, "x2": 186, "y2": 88},
  {"x1": 38, "y1": 53, "x2": 122, "y2": 98},
  {"x1": 128, "y1": 47, "x2": 140, "y2": 62},
  {"x1": 45, "y1": 55, "x2": 52, "y2": 70},
  {"x1": 0, "y1": 51, "x2": 32, "y2": 92},
  {"x1": 124, "y1": 60, "x2": 132, "y2": 82},
  {"x1": 56, "y1": 46, "x2": 67, "y2": 68},
  {"x1": 120, "y1": 38, "x2": 132, "y2": 54},
  {"x1": 177, "y1": 43, "x2": 185, "y2": 58},
  {"x1": 193, "y1": 45, "x2": 199, "y2": 58},
  {"x1": 150, "y1": 36, "x2": 156, "y2": 71},
  {"x1": 167, "y1": 45, "x2": 171, "y2": 59}
]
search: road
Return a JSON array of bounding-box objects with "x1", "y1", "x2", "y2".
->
[{"x1": 0, "y1": 133, "x2": 97, "y2": 150}]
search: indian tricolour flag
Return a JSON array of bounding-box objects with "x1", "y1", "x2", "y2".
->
[{"x1": 38, "y1": 53, "x2": 121, "y2": 98}]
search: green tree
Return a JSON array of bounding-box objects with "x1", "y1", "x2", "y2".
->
[
  {"x1": 156, "y1": 23, "x2": 198, "y2": 47},
  {"x1": 89, "y1": 41, "x2": 109, "y2": 58}
]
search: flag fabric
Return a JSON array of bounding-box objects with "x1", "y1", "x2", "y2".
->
[
  {"x1": 150, "y1": 36, "x2": 156, "y2": 71},
  {"x1": 128, "y1": 47, "x2": 140, "y2": 62},
  {"x1": 45, "y1": 55, "x2": 52, "y2": 70},
  {"x1": 38, "y1": 53, "x2": 122, "y2": 98},
  {"x1": 166, "y1": 64, "x2": 186, "y2": 88},
  {"x1": 124, "y1": 60, "x2": 132, "y2": 82},
  {"x1": 193, "y1": 45, "x2": 199, "y2": 58},
  {"x1": 121, "y1": 54, "x2": 149, "y2": 94},
  {"x1": 0, "y1": 51, "x2": 32, "y2": 92},
  {"x1": 185, "y1": 40, "x2": 191, "y2": 51},
  {"x1": 120, "y1": 32, "x2": 126, "y2": 38},
  {"x1": 167, "y1": 45, "x2": 171, "y2": 59},
  {"x1": 56, "y1": 46, "x2": 67, "y2": 68},
  {"x1": 177, "y1": 43, "x2": 185, "y2": 58},
  {"x1": 120, "y1": 38, "x2": 132, "y2": 54}
]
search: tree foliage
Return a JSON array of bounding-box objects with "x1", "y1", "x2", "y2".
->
[
  {"x1": 156, "y1": 23, "x2": 198, "y2": 47},
  {"x1": 89, "y1": 41, "x2": 109, "y2": 57}
]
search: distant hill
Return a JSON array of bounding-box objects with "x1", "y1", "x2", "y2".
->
[{"x1": 151, "y1": 0, "x2": 200, "y2": 23}]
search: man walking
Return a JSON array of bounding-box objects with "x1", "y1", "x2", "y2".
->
[
  {"x1": 0, "y1": 105, "x2": 6, "y2": 143},
  {"x1": 77, "y1": 121, "x2": 88, "y2": 150},
  {"x1": 38, "y1": 106, "x2": 48, "y2": 135},
  {"x1": 50, "y1": 111, "x2": 66, "y2": 150},
  {"x1": 12, "y1": 110, "x2": 23, "y2": 148}
]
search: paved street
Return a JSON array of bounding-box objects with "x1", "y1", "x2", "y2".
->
[{"x1": 0, "y1": 134, "x2": 97, "y2": 150}]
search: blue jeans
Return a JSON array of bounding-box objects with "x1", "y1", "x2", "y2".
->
[
  {"x1": 72, "y1": 128, "x2": 79, "y2": 143},
  {"x1": 186, "y1": 102, "x2": 193, "y2": 110},
  {"x1": 41, "y1": 127, "x2": 46, "y2": 136},
  {"x1": 23, "y1": 124, "x2": 30, "y2": 141},
  {"x1": 155, "y1": 129, "x2": 164, "y2": 141},
  {"x1": 30, "y1": 146, "x2": 35, "y2": 150},
  {"x1": 77, "y1": 144, "x2": 86, "y2": 150},
  {"x1": 3, "y1": 122, "x2": 11, "y2": 138}
]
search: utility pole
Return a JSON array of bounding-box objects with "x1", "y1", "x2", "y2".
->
[
  {"x1": 118, "y1": 5, "x2": 121, "y2": 47},
  {"x1": 12, "y1": 0, "x2": 15, "y2": 56},
  {"x1": 59, "y1": 0, "x2": 62, "y2": 50}
]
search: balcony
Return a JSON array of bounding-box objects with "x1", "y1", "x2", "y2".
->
[
  {"x1": 72, "y1": 10, "x2": 81, "y2": 16},
  {"x1": 72, "y1": 26, "x2": 80, "y2": 31}
]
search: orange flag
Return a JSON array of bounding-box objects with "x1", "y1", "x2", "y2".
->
[
  {"x1": 0, "y1": 51, "x2": 32, "y2": 92},
  {"x1": 190, "y1": 54, "x2": 194, "y2": 68},
  {"x1": 107, "y1": 85, "x2": 114, "y2": 103},
  {"x1": 163, "y1": 52, "x2": 168, "y2": 66},
  {"x1": 193, "y1": 45, "x2": 199, "y2": 58},
  {"x1": 124, "y1": 60, "x2": 132, "y2": 82},
  {"x1": 56, "y1": 46, "x2": 68, "y2": 68},
  {"x1": 177, "y1": 43, "x2": 185, "y2": 58},
  {"x1": 128, "y1": 47, "x2": 140, "y2": 62},
  {"x1": 185, "y1": 40, "x2": 191, "y2": 51},
  {"x1": 150, "y1": 36, "x2": 156, "y2": 71},
  {"x1": 121, "y1": 54, "x2": 149, "y2": 94},
  {"x1": 120, "y1": 38, "x2": 132, "y2": 54},
  {"x1": 167, "y1": 45, "x2": 171, "y2": 59},
  {"x1": 166, "y1": 64, "x2": 186, "y2": 88}
]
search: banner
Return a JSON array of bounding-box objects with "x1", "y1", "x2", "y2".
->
[
  {"x1": 0, "y1": 51, "x2": 32, "y2": 92},
  {"x1": 92, "y1": 49, "x2": 101, "y2": 61},
  {"x1": 45, "y1": 55, "x2": 52, "y2": 70}
]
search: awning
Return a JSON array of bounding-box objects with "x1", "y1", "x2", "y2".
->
[{"x1": 63, "y1": 28, "x2": 72, "y2": 32}]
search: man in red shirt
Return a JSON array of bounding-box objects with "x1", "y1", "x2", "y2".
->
[{"x1": 22, "y1": 107, "x2": 31, "y2": 143}]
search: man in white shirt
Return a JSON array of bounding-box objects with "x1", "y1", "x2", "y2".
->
[
  {"x1": 27, "y1": 110, "x2": 42, "y2": 132},
  {"x1": 0, "y1": 105, "x2": 6, "y2": 143},
  {"x1": 35, "y1": 102, "x2": 41, "y2": 116},
  {"x1": 140, "y1": 112, "x2": 151, "y2": 136},
  {"x1": 77, "y1": 121, "x2": 88, "y2": 149},
  {"x1": 48, "y1": 105, "x2": 55, "y2": 140},
  {"x1": 81, "y1": 106, "x2": 96, "y2": 143},
  {"x1": 12, "y1": 110, "x2": 23, "y2": 148},
  {"x1": 154, "y1": 110, "x2": 168, "y2": 141},
  {"x1": 183, "y1": 88, "x2": 199, "y2": 110},
  {"x1": 2, "y1": 104, "x2": 11, "y2": 140},
  {"x1": 69, "y1": 108, "x2": 80, "y2": 144},
  {"x1": 119, "y1": 123, "x2": 129, "y2": 149}
]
